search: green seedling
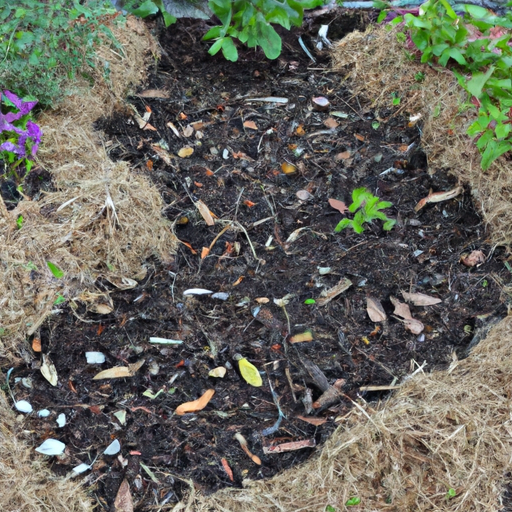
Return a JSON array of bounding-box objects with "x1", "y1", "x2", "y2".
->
[
  {"x1": 47, "y1": 261, "x2": 64, "y2": 279},
  {"x1": 345, "y1": 496, "x2": 361, "y2": 506},
  {"x1": 446, "y1": 488, "x2": 457, "y2": 499},
  {"x1": 334, "y1": 188, "x2": 396, "y2": 234}
]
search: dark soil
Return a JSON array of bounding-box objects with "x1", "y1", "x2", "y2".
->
[{"x1": 8, "y1": 11, "x2": 512, "y2": 511}]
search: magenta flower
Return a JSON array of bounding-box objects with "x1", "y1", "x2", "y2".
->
[{"x1": 2, "y1": 90, "x2": 38, "y2": 122}]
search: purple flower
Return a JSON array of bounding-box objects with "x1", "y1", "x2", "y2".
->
[
  {"x1": 0, "y1": 140, "x2": 25, "y2": 157},
  {"x1": 26, "y1": 120, "x2": 42, "y2": 155},
  {"x1": 2, "y1": 90, "x2": 38, "y2": 122}
]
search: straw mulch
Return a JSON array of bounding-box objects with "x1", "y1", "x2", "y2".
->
[
  {"x1": 0, "y1": 16, "x2": 176, "y2": 360},
  {"x1": 0, "y1": 16, "x2": 175, "y2": 512}
]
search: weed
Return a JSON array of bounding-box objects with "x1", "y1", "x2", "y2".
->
[
  {"x1": 334, "y1": 188, "x2": 396, "y2": 234},
  {"x1": 446, "y1": 488, "x2": 457, "y2": 499},
  {"x1": 386, "y1": 0, "x2": 512, "y2": 170},
  {"x1": 0, "y1": 0, "x2": 120, "y2": 107}
]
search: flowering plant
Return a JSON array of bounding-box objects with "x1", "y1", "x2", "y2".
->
[{"x1": 0, "y1": 90, "x2": 42, "y2": 179}]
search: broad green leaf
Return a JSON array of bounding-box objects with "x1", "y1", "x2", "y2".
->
[
  {"x1": 208, "y1": 38, "x2": 224, "y2": 56},
  {"x1": 131, "y1": 0, "x2": 159, "y2": 18},
  {"x1": 203, "y1": 26, "x2": 223, "y2": 40},
  {"x1": 466, "y1": 67, "x2": 495, "y2": 97},
  {"x1": 161, "y1": 11, "x2": 176, "y2": 27},
  {"x1": 334, "y1": 218, "x2": 352, "y2": 232},
  {"x1": 221, "y1": 36, "x2": 238, "y2": 61},
  {"x1": 481, "y1": 140, "x2": 511, "y2": 170},
  {"x1": 47, "y1": 261, "x2": 64, "y2": 278},
  {"x1": 255, "y1": 19, "x2": 281, "y2": 60},
  {"x1": 349, "y1": 187, "x2": 372, "y2": 212},
  {"x1": 495, "y1": 122, "x2": 510, "y2": 139}
]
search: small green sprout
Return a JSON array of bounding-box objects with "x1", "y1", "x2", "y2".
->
[
  {"x1": 47, "y1": 261, "x2": 64, "y2": 278},
  {"x1": 334, "y1": 188, "x2": 396, "y2": 234},
  {"x1": 53, "y1": 294, "x2": 66, "y2": 305},
  {"x1": 391, "y1": 93, "x2": 401, "y2": 106},
  {"x1": 304, "y1": 299, "x2": 316, "y2": 305},
  {"x1": 372, "y1": 121, "x2": 380, "y2": 130},
  {"x1": 16, "y1": 215, "x2": 24, "y2": 229},
  {"x1": 325, "y1": 506, "x2": 336, "y2": 512},
  {"x1": 415, "y1": 71, "x2": 426, "y2": 82},
  {"x1": 345, "y1": 496, "x2": 361, "y2": 506},
  {"x1": 446, "y1": 488, "x2": 456, "y2": 499}
]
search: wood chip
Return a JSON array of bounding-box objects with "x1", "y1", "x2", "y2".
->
[
  {"x1": 401, "y1": 291, "x2": 442, "y2": 306},
  {"x1": 317, "y1": 277, "x2": 352, "y2": 306},
  {"x1": 263, "y1": 439, "x2": 316, "y2": 454}
]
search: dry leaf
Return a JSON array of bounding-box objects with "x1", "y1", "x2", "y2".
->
[
  {"x1": 390, "y1": 296, "x2": 424, "y2": 334},
  {"x1": 390, "y1": 296, "x2": 413, "y2": 319},
  {"x1": 296, "y1": 190, "x2": 312, "y2": 201},
  {"x1": 201, "y1": 247, "x2": 210, "y2": 259},
  {"x1": 328, "y1": 198, "x2": 348, "y2": 214},
  {"x1": 317, "y1": 278, "x2": 352, "y2": 306},
  {"x1": 415, "y1": 186, "x2": 463, "y2": 212},
  {"x1": 166, "y1": 122, "x2": 181, "y2": 137},
  {"x1": 355, "y1": 133, "x2": 365, "y2": 141},
  {"x1": 366, "y1": 297, "x2": 387, "y2": 322},
  {"x1": 151, "y1": 144, "x2": 174, "y2": 165},
  {"x1": 323, "y1": 117, "x2": 339, "y2": 129},
  {"x1": 289, "y1": 330, "x2": 314, "y2": 343},
  {"x1": 183, "y1": 125, "x2": 194, "y2": 137},
  {"x1": 402, "y1": 318, "x2": 424, "y2": 334},
  {"x1": 41, "y1": 354, "x2": 58, "y2": 386},
  {"x1": 138, "y1": 89, "x2": 169, "y2": 98},
  {"x1": 114, "y1": 479, "x2": 133, "y2": 512},
  {"x1": 460, "y1": 250, "x2": 486, "y2": 267},
  {"x1": 335, "y1": 151, "x2": 351, "y2": 161},
  {"x1": 243, "y1": 120, "x2": 258, "y2": 130},
  {"x1": 88, "y1": 303, "x2": 113, "y2": 315},
  {"x1": 175, "y1": 389, "x2": 215, "y2": 415},
  {"x1": 255, "y1": 297, "x2": 270, "y2": 304},
  {"x1": 93, "y1": 359, "x2": 145, "y2": 380},
  {"x1": 296, "y1": 415, "x2": 328, "y2": 426},
  {"x1": 208, "y1": 367, "x2": 227, "y2": 378},
  {"x1": 296, "y1": 124, "x2": 306, "y2": 136},
  {"x1": 178, "y1": 146, "x2": 194, "y2": 158},
  {"x1": 401, "y1": 291, "x2": 442, "y2": 306},
  {"x1": 195, "y1": 200, "x2": 215, "y2": 226},
  {"x1": 263, "y1": 439, "x2": 316, "y2": 454}
]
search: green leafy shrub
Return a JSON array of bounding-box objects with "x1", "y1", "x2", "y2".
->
[
  {"x1": 121, "y1": 0, "x2": 324, "y2": 61},
  {"x1": 334, "y1": 188, "x2": 396, "y2": 234},
  {"x1": 203, "y1": 0, "x2": 323, "y2": 61},
  {"x1": 387, "y1": 0, "x2": 512, "y2": 170},
  {"x1": 0, "y1": 0, "x2": 120, "y2": 107}
]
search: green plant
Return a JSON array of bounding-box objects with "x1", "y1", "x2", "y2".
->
[
  {"x1": 345, "y1": 496, "x2": 361, "y2": 506},
  {"x1": 387, "y1": 0, "x2": 512, "y2": 170},
  {"x1": 334, "y1": 188, "x2": 396, "y2": 234},
  {"x1": 446, "y1": 487, "x2": 457, "y2": 499},
  {"x1": 0, "y1": 0, "x2": 120, "y2": 107},
  {"x1": 203, "y1": 0, "x2": 324, "y2": 61},
  {"x1": 121, "y1": 0, "x2": 176, "y2": 27},
  {"x1": 1, "y1": 90, "x2": 41, "y2": 183}
]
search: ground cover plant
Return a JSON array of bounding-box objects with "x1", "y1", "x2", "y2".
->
[
  {"x1": 0, "y1": 0, "x2": 120, "y2": 107},
  {"x1": 387, "y1": 0, "x2": 512, "y2": 169}
]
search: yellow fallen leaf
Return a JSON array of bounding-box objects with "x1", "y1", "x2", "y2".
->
[
  {"x1": 175, "y1": 389, "x2": 215, "y2": 415},
  {"x1": 289, "y1": 330, "x2": 314, "y2": 343},
  {"x1": 208, "y1": 367, "x2": 227, "y2": 378},
  {"x1": 281, "y1": 162, "x2": 297, "y2": 174},
  {"x1": 238, "y1": 357, "x2": 262, "y2": 387},
  {"x1": 178, "y1": 146, "x2": 194, "y2": 158}
]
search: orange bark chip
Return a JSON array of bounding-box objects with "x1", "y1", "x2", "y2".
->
[{"x1": 175, "y1": 389, "x2": 215, "y2": 415}]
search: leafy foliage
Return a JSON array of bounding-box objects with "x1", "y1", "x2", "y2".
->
[
  {"x1": 121, "y1": 0, "x2": 177, "y2": 27},
  {"x1": 0, "y1": 90, "x2": 41, "y2": 181},
  {"x1": 334, "y1": 188, "x2": 395, "y2": 234},
  {"x1": 387, "y1": 0, "x2": 512, "y2": 170},
  {"x1": 0, "y1": 0, "x2": 120, "y2": 107},
  {"x1": 203, "y1": 0, "x2": 323, "y2": 61}
]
